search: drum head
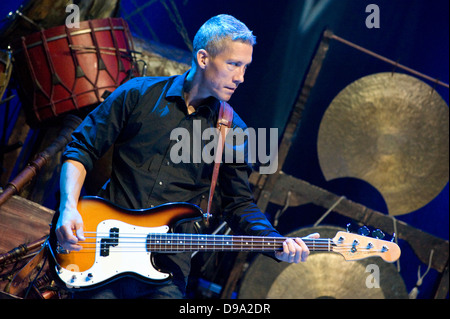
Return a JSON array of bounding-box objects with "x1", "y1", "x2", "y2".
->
[
  {"x1": 238, "y1": 226, "x2": 407, "y2": 299},
  {"x1": 11, "y1": 18, "x2": 137, "y2": 127}
]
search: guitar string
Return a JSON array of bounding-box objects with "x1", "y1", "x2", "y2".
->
[
  {"x1": 72, "y1": 244, "x2": 375, "y2": 251},
  {"x1": 82, "y1": 232, "x2": 334, "y2": 239},
  {"x1": 66, "y1": 232, "x2": 387, "y2": 253},
  {"x1": 73, "y1": 245, "x2": 336, "y2": 249},
  {"x1": 70, "y1": 240, "x2": 384, "y2": 252},
  {"x1": 81, "y1": 232, "x2": 379, "y2": 244},
  {"x1": 74, "y1": 234, "x2": 377, "y2": 245},
  {"x1": 74, "y1": 245, "x2": 337, "y2": 251},
  {"x1": 63, "y1": 247, "x2": 337, "y2": 252},
  {"x1": 73, "y1": 242, "x2": 374, "y2": 248},
  {"x1": 75, "y1": 238, "x2": 336, "y2": 246},
  {"x1": 68, "y1": 245, "x2": 386, "y2": 254},
  {"x1": 75, "y1": 240, "x2": 335, "y2": 245},
  {"x1": 59, "y1": 246, "x2": 388, "y2": 253},
  {"x1": 76, "y1": 236, "x2": 375, "y2": 249},
  {"x1": 77, "y1": 239, "x2": 334, "y2": 243},
  {"x1": 73, "y1": 235, "x2": 334, "y2": 250},
  {"x1": 73, "y1": 236, "x2": 377, "y2": 249},
  {"x1": 80, "y1": 233, "x2": 335, "y2": 242}
]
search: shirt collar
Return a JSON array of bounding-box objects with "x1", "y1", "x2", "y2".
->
[
  {"x1": 165, "y1": 70, "x2": 189, "y2": 100},
  {"x1": 165, "y1": 69, "x2": 220, "y2": 119}
]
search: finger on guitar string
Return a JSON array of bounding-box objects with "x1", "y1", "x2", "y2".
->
[
  {"x1": 275, "y1": 238, "x2": 301, "y2": 263},
  {"x1": 55, "y1": 210, "x2": 86, "y2": 252},
  {"x1": 294, "y1": 238, "x2": 309, "y2": 262}
]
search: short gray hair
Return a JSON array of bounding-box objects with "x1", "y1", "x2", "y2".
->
[{"x1": 192, "y1": 14, "x2": 256, "y2": 60}]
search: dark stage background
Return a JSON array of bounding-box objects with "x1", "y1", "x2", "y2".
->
[{"x1": 0, "y1": 0, "x2": 448, "y2": 299}]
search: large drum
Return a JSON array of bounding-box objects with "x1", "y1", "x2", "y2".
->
[{"x1": 11, "y1": 18, "x2": 138, "y2": 127}]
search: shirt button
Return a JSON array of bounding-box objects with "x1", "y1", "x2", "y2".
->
[
  {"x1": 166, "y1": 161, "x2": 170, "y2": 166},
  {"x1": 159, "y1": 181, "x2": 163, "y2": 185}
]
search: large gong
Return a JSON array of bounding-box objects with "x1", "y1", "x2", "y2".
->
[
  {"x1": 238, "y1": 226, "x2": 408, "y2": 299},
  {"x1": 317, "y1": 73, "x2": 449, "y2": 216}
]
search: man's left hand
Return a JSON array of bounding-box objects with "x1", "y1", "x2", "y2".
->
[{"x1": 275, "y1": 233, "x2": 320, "y2": 263}]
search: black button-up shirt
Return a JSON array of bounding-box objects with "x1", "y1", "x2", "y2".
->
[{"x1": 63, "y1": 71, "x2": 280, "y2": 238}]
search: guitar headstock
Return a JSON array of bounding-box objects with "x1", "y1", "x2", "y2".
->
[{"x1": 332, "y1": 231, "x2": 401, "y2": 263}]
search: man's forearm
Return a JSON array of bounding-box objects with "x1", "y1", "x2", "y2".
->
[{"x1": 59, "y1": 160, "x2": 87, "y2": 212}]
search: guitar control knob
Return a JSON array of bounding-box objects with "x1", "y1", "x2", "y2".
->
[
  {"x1": 71, "y1": 275, "x2": 77, "y2": 283},
  {"x1": 86, "y1": 273, "x2": 93, "y2": 281}
]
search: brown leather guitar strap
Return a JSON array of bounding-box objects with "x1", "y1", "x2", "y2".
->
[{"x1": 205, "y1": 101, "x2": 233, "y2": 221}]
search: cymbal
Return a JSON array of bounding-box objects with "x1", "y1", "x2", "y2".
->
[
  {"x1": 317, "y1": 72, "x2": 449, "y2": 216},
  {"x1": 267, "y1": 253, "x2": 385, "y2": 299},
  {"x1": 238, "y1": 226, "x2": 407, "y2": 299}
]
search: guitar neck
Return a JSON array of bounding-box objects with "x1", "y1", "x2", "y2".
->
[{"x1": 146, "y1": 233, "x2": 334, "y2": 253}]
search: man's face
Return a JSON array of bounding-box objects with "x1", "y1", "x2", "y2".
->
[{"x1": 201, "y1": 40, "x2": 253, "y2": 101}]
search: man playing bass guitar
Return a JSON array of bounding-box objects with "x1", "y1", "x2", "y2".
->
[{"x1": 55, "y1": 14, "x2": 319, "y2": 299}]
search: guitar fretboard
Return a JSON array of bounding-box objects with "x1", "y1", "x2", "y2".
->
[{"x1": 146, "y1": 233, "x2": 333, "y2": 252}]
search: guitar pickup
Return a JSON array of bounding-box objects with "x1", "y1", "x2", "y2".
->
[{"x1": 100, "y1": 227, "x2": 119, "y2": 257}]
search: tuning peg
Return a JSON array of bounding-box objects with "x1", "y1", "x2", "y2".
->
[
  {"x1": 346, "y1": 223, "x2": 351, "y2": 232},
  {"x1": 358, "y1": 226, "x2": 370, "y2": 236},
  {"x1": 372, "y1": 229, "x2": 385, "y2": 239}
]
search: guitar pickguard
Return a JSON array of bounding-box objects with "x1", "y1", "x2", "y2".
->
[{"x1": 55, "y1": 220, "x2": 171, "y2": 289}]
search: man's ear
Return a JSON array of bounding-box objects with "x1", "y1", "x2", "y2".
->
[{"x1": 196, "y1": 49, "x2": 209, "y2": 69}]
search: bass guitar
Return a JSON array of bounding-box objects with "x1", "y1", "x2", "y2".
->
[{"x1": 48, "y1": 196, "x2": 401, "y2": 290}]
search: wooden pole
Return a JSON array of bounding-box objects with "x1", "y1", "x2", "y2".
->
[{"x1": 0, "y1": 114, "x2": 81, "y2": 207}]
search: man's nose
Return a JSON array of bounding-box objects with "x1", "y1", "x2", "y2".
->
[{"x1": 233, "y1": 67, "x2": 246, "y2": 85}]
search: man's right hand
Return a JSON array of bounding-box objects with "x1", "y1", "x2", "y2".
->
[
  {"x1": 55, "y1": 208, "x2": 85, "y2": 252},
  {"x1": 56, "y1": 160, "x2": 87, "y2": 252}
]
